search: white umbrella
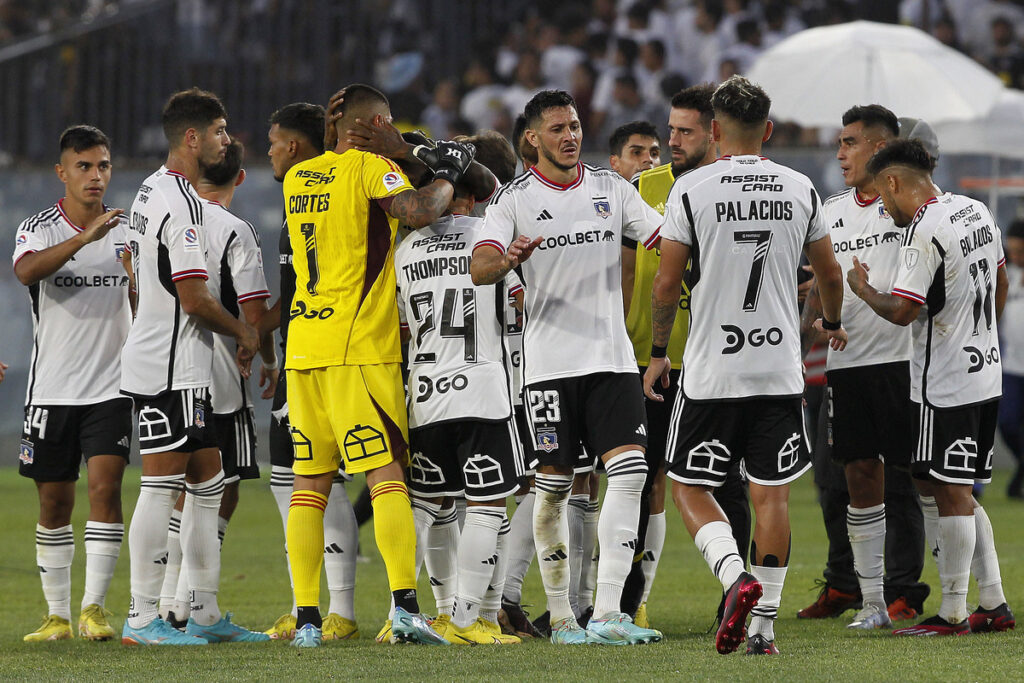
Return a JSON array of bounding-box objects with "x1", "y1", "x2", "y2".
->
[
  {"x1": 932, "y1": 89, "x2": 1024, "y2": 159},
  {"x1": 746, "y1": 21, "x2": 1004, "y2": 127}
]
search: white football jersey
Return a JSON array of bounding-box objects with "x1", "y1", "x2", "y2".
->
[
  {"x1": 503, "y1": 275, "x2": 525, "y2": 406},
  {"x1": 120, "y1": 167, "x2": 214, "y2": 397},
  {"x1": 822, "y1": 189, "x2": 911, "y2": 371},
  {"x1": 12, "y1": 201, "x2": 132, "y2": 405},
  {"x1": 475, "y1": 163, "x2": 661, "y2": 385},
  {"x1": 396, "y1": 214, "x2": 519, "y2": 428},
  {"x1": 892, "y1": 193, "x2": 1005, "y2": 407},
  {"x1": 203, "y1": 200, "x2": 270, "y2": 415},
  {"x1": 661, "y1": 155, "x2": 829, "y2": 400},
  {"x1": 999, "y1": 263, "x2": 1024, "y2": 376}
]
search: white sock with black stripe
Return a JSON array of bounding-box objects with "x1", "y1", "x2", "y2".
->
[
  {"x1": 567, "y1": 493, "x2": 589, "y2": 615},
  {"x1": 36, "y1": 524, "x2": 74, "y2": 621},
  {"x1": 919, "y1": 495, "x2": 940, "y2": 566},
  {"x1": 412, "y1": 498, "x2": 442, "y2": 580},
  {"x1": 453, "y1": 507, "x2": 505, "y2": 629},
  {"x1": 128, "y1": 474, "x2": 185, "y2": 628},
  {"x1": 481, "y1": 515, "x2": 511, "y2": 624},
  {"x1": 580, "y1": 498, "x2": 599, "y2": 612},
  {"x1": 425, "y1": 505, "x2": 460, "y2": 617},
  {"x1": 971, "y1": 505, "x2": 1006, "y2": 610},
  {"x1": 937, "y1": 515, "x2": 975, "y2": 624},
  {"x1": 641, "y1": 511, "x2": 666, "y2": 603},
  {"x1": 158, "y1": 510, "x2": 183, "y2": 619},
  {"x1": 82, "y1": 521, "x2": 123, "y2": 610},
  {"x1": 847, "y1": 503, "x2": 886, "y2": 608},
  {"x1": 182, "y1": 471, "x2": 225, "y2": 626},
  {"x1": 269, "y1": 465, "x2": 297, "y2": 616},
  {"x1": 694, "y1": 520, "x2": 744, "y2": 592},
  {"x1": 501, "y1": 490, "x2": 535, "y2": 604},
  {"x1": 325, "y1": 478, "x2": 358, "y2": 621},
  {"x1": 533, "y1": 472, "x2": 574, "y2": 623},
  {"x1": 593, "y1": 451, "x2": 647, "y2": 619},
  {"x1": 748, "y1": 564, "x2": 787, "y2": 640}
]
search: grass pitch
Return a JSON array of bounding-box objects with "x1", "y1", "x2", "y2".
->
[{"x1": 0, "y1": 466, "x2": 1021, "y2": 680}]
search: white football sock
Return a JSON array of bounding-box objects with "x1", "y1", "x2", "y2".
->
[
  {"x1": 937, "y1": 515, "x2": 975, "y2": 624},
  {"x1": 593, "y1": 452, "x2": 646, "y2": 619},
  {"x1": 501, "y1": 490, "x2": 535, "y2": 604},
  {"x1": 919, "y1": 495, "x2": 940, "y2": 566},
  {"x1": 82, "y1": 521, "x2": 123, "y2": 610},
  {"x1": 411, "y1": 498, "x2": 442, "y2": 578},
  {"x1": 269, "y1": 465, "x2": 297, "y2": 615},
  {"x1": 847, "y1": 504, "x2": 886, "y2": 608},
  {"x1": 324, "y1": 480, "x2": 358, "y2": 620},
  {"x1": 455, "y1": 496, "x2": 467, "y2": 529},
  {"x1": 36, "y1": 524, "x2": 74, "y2": 621},
  {"x1": 217, "y1": 516, "x2": 229, "y2": 548},
  {"x1": 641, "y1": 511, "x2": 666, "y2": 603},
  {"x1": 128, "y1": 474, "x2": 184, "y2": 628},
  {"x1": 567, "y1": 493, "x2": 588, "y2": 615},
  {"x1": 748, "y1": 564, "x2": 787, "y2": 640},
  {"x1": 694, "y1": 520, "x2": 744, "y2": 592},
  {"x1": 425, "y1": 505, "x2": 460, "y2": 617},
  {"x1": 182, "y1": 471, "x2": 224, "y2": 626},
  {"x1": 971, "y1": 505, "x2": 1006, "y2": 610},
  {"x1": 481, "y1": 515, "x2": 511, "y2": 624},
  {"x1": 453, "y1": 507, "x2": 504, "y2": 629},
  {"x1": 533, "y1": 472, "x2": 574, "y2": 623},
  {"x1": 159, "y1": 510, "x2": 184, "y2": 619},
  {"x1": 580, "y1": 498, "x2": 600, "y2": 611}
]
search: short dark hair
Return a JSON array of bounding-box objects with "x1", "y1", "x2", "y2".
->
[
  {"x1": 841, "y1": 104, "x2": 899, "y2": 138},
  {"x1": 336, "y1": 83, "x2": 389, "y2": 117},
  {"x1": 458, "y1": 130, "x2": 517, "y2": 184},
  {"x1": 670, "y1": 83, "x2": 716, "y2": 130},
  {"x1": 865, "y1": 138, "x2": 936, "y2": 176},
  {"x1": 609, "y1": 120, "x2": 659, "y2": 156},
  {"x1": 511, "y1": 113, "x2": 533, "y2": 164},
  {"x1": 712, "y1": 75, "x2": 771, "y2": 127},
  {"x1": 59, "y1": 125, "x2": 110, "y2": 155},
  {"x1": 524, "y1": 89, "x2": 577, "y2": 128},
  {"x1": 201, "y1": 137, "x2": 244, "y2": 187},
  {"x1": 270, "y1": 102, "x2": 326, "y2": 154},
  {"x1": 162, "y1": 87, "x2": 227, "y2": 144}
]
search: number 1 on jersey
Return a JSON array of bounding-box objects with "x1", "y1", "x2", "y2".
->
[{"x1": 733, "y1": 230, "x2": 773, "y2": 312}]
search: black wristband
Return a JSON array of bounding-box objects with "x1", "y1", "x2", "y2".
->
[
  {"x1": 821, "y1": 317, "x2": 841, "y2": 331},
  {"x1": 650, "y1": 344, "x2": 668, "y2": 359}
]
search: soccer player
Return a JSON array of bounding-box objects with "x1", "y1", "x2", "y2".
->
[
  {"x1": 120, "y1": 88, "x2": 263, "y2": 646},
  {"x1": 608, "y1": 120, "x2": 660, "y2": 181},
  {"x1": 282, "y1": 83, "x2": 475, "y2": 648},
  {"x1": 14, "y1": 125, "x2": 131, "y2": 642},
  {"x1": 645, "y1": 76, "x2": 848, "y2": 655},
  {"x1": 261, "y1": 102, "x2": 362, "y2": 642},
  {"x1": 848, "y1": 138, "x2": 1015, "y2": 636},
  {"x1": 621, "y1": 84, "x2": 753, "y2": 628},
  {"x1": 472, "y1": 89, "x2": 664, "y2": 646},
  {"x1": 797, "y1": 107, "x2": 930, "y2": 628},
  {"x1": 396, "y1": 148, "x2": 524, "y2": 645}
]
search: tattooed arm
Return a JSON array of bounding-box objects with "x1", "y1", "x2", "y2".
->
[
  {"x1": 800, "y1": 280, "x2": 824, "y2": 357},
  {"x1": 644, "y1": 237, "x2": 690, "y2": 402},
  {"x1": 383, "y1": 182, "x2": 454, "y2": 229}
]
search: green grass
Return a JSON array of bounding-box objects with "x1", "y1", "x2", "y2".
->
[{"x1": 0, "y1": 466, "x2": 1021, "y2": 680}]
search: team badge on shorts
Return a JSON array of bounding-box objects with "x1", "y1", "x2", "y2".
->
[
  {"x1": 193, "y1": 402, "x2": 205, "y2": 428},
  {"x1": 344, "y1": 424, "x2": 388, "y2": 461},
  {"x1": 536, "y1": 428, "x2": 558, "y2": 453},
  {"x1": 19, "y1": 440, "x2": 34, "y2": 465},
  {"x1": 593, "y1": 198, "x2": 612, "y2": 219}
]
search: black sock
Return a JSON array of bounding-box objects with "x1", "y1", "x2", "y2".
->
[
  {"x1": 296, "y1": 606, "x2": 322, "y2": 629},
  {"x1": 393, "y1": 589, "x2": 419, "y2": 614}
]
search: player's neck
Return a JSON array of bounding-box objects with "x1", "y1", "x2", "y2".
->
[
  {"x1": 197, "y1": 186, "x2": 234, "y2": 209},
  {"x1": 164, "y1": 150, "x2": 200, "y2": 186},
  {"x1": 534, "y1": 158, "x2": 579, "y2": 185},
  {"x1": 60, "y1": 196, "x2": 105, "y2": 227},
  {"x1": 854, "y1": 182, "x2": 878, "y2": 202},
  {"x1": 908, "y1": 181, "x2": 940, "y2": 215},
  {"x1": 717, "y1": 141, "x2": 762, "y2": 158}
]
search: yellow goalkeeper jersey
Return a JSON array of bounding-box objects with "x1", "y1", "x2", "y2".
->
[{"x1": 283, "y1": 149, "x2": 412, "y2": 369}]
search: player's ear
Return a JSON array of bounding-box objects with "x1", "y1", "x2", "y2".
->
[
  {"x1": 525, "y1": 129, "x2": 539, "y2": 149},
  {"x1": 54, "y1": 163, "x2": 66, "y2": 183},
  {"x1": 235, "y1": 168, "x2": 246, "y2": 188},
  {"x1": 762, "y1": 120, "x2": 773, "y2": 144},
  {"x1": 711, "y1": 119, "x2": 722, "y2": 142}
]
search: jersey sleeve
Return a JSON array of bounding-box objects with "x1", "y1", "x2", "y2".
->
[
  {"x1": 891, "y1": 222, "x2": 941, "y2": 304},
  {"x1": 619, "y1": 179, "x2": 662, "y2": 249},
  {"x1": 229, "y1": 222, "x2": 271, "y2": 303},
  {"x1": 805, "y1": 187, "x2": 829, "y2": 244},
  {"x1": 165, "y1": 209, "x2": 209, "y2": 282},
  {"x1": 475, "y1": 190, "x2": 516, "y2": 254},
  {"x1": 504, "y1": 269, "x2": 523, "y2": 297},
  {"x1": 660, "y1": 183, "x2": 693, "y2": 246},
  {"x1": 12, "y1": 216, "x2": 56, "y2": 266},
  {"x1": 362, "y1": 153, "x2": 412, "y2": 200}
]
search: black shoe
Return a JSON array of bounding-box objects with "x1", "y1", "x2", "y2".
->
[
  {"x1": 577, "y1": 605, "x2": 594, "y2": 629},
  {"x1": 745, "y1": 633, "x2": 779, "y2": 655},
  {"x1": 531, "y1": 610, "x2": 551, "y2": 638},
  {"x1": 498, "y1": 599, "x2": 544, "y2": 638},
  {"x1": 165, "y1": 611, "x2": 188, "y2": 630}
]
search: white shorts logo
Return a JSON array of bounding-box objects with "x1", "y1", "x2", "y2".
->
[
  {"x1": 777, "y1": 433, "x2": 803, "y2": 473},
  {"x1": 686, "y1": 439, "x2": 731, "y2": 476},
  {"x1": 139, "y1": 407, "x2": 172, "y2": 442},
  {"x1": 410, "y1": 451, "x2": 445, "y2": 486},
  {"x1": 465, "y1": 454, "x2": 504, "y2": 489},
  {"x1": 943, "y1": 437, "x2": 977, "y2": 473}
]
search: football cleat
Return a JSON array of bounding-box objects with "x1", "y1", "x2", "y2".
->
[
  {"x1": 796, "y1": 580, "x2": 859, "y2": 619},
  {"x1": 442, "y1": 618, "x2": 522, "y2": 645},
  {"x1": 429, "y1": 613, "x2": 451, "y2": 636},
  {"x1": 716, "y1": 572, "x2": 763, "y2": 655},
  {"x1": 390, "y1": 607, "x2": 449, "y2": 645},
  {"x1": 498, "y1": 600, "x2": 544, "y2": 638},
  {"x1": 531, "y1": 610, "x2": 551, "y2": 638},
  {"x1": 375, "y1": 619, "x2": 392, "y2": 643},
  {"x1": 322, "y1": 613, "x2": 359, "y2": 640},
  {"x1": 634, "y1": 602, "x2": 651, "y2": 629},
  {"x1": 264, "y1": 613, "x2": 297, "y2": 640},
  {"x1": 290, "y1": 623, "x2": 322, "y2": 648},
  {"x1": 184, "y1": 612, "x2": 271, "y2": 643},
  {"x1": 886, "y1": 596, "x2": 918, "y2": 622},
  {"x1": 122, "y1": 617, "x2": 206, "y2": 645},
  {"x1": 892, "y1": 615, "x2": 971, "y2": 636},
  {"x1": 164, "y1": 610, "x2": 188, "y2": 630},
  {"x1": 585, "y1": 612, "x2": 663, "y2": 645},
  {"x1": 968, "y1": 603, "x2": 1015, "y2": 633},
  {"x1": 78, "y1": 604, "x2": 115, "y2": 641},
  {"x1": 549, "y1": 617, "x2": 588, "y2": 645},
  {"x1": 847, "y1": 603, "x2": 892, "y2": 630},
  {"x1": 478, "y1": 617, "x2": 502, "y2": 635},
  {"x1": 24, "y1": 615, "x2": 73, "y2": 642},
  {"x1": 577, "y1": 605, "x2": 594, "y2": 629},
  {"x1": 745, "y1": 633, "x2": 780, "y2": 655}
]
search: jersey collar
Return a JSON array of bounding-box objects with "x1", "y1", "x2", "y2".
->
[
  {"x1": 716, "y1": 154, "x2": 769, "y2": 162},
  {"x1": 911, "y1": 194, "x2": 941, "y2": 222},
  {"x1": 853, "y1": 190, "x2": 879, "y2": 207},
  {"x1": 529, "y1": 163, "x2": 584, "y2": 191}
]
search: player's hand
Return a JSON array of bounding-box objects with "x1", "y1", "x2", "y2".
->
[
  {"x1": 0, "y1": 360, "x2": 7, "y2": 384},
  {"x1": 506, "y1": 235, "x2": 543, "y2": 267},
  {"x1": 79, "y1": 209, "x2": 124, "y2": 245},
  {"x1": 346, "y1": 117, "x2": 410, "y2": 159},
  {"x1": 643, "y1": 356, "x2": 671, "y2": 401},
  {"x1": 797, "y1": 266, "x2": 815, "y2": 305},
  {"x1": 813, "y1": 320, "x2": 849, "y2": 351},
  {"x1": 847, "y1": 256, "x2": 870, "y2": 298},
  {"x1": 259, "y1": 364, "x2": 279, "y2": 399},
  {"x1": 235, "y1": 323, "x2": 259, "y2": 378},
  {"x1": 324, "y1": 88, "x2": 345, "y2": 150},
  {"x1": 415, "y1": 140, "x2": 475, "y2": 187}
]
